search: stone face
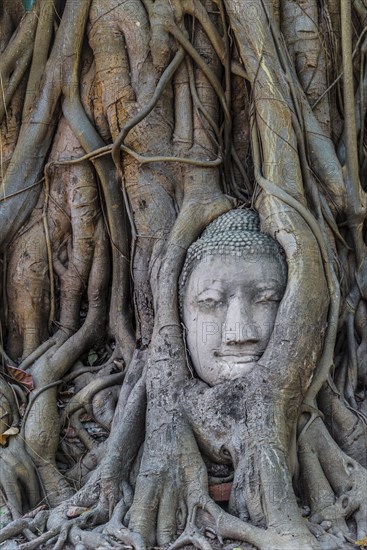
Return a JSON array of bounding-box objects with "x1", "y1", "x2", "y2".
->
[{"x1": 181, "y1": 209, "x2": 287, "y2": 386}]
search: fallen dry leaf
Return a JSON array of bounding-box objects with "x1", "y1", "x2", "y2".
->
[
  {"x1": 0, "y1": 426, "x2": 19, "y2": 446},
  {"x1": 66, "y1": 506, "x2": 89, "y2": 518},
  {"x1": 7, "y1": 366, "x2": 34, "y2": 391}
]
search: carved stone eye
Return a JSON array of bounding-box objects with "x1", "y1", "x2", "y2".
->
[{"x1": 198, "y1": 298, "x2": 224, "y2": 309}]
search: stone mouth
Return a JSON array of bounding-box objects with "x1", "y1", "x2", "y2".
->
[{"x1": 215, "y1": 353, "x2": 261, "y2": 363}]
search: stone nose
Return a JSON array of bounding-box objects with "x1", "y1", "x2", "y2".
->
[{"x1": 222, "y1": 296, "x2": 260, "y2": 345}]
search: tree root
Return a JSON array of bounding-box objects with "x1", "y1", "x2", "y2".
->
[
  {"x1": 0, "y1": 510, "x2": 48, "y2": 544},
  {"x1": 0, "y1": 485, "x2": 345, "y2": 550},
  {"x1": 299, "y1": 416, "x2": 367, "y2": 541},
  {"x1": 168, "y1": 526, "x2": 213, "y2": 550},
  {"x1": 0, "y1": 437, "x2": 41, "y2": 521},
  {"x1": 60, "y1": 371, "x2": 124, "y2": 452},
  {"x1": 1, "y1": 3, "x2": 366, "y2": 550},
  {"x1": 19, "y1": 366, "x2": 148, "y2": 548},
  {"x1": 0, "y1": 0, "x2": 93, "y2": 248},
  {"x1": 18, "y1": 527, "x2": 60, "y2": 550},
  {"x1": 63, "y1": 372, "x2": 124, "y2": 419},
  {"x1": 102, "y1": 498, "x2": 145, "y2": 550},
  {"x1": 67, "y1": 525, "x2": 117, "y2": 550},
  {"x1": 0, "y1": 506, "x2": 111, "y2": 550},
  {"x1": 201, "y1": 500, "x2": 321, "y2": 550},
  {"x1": 0, "y1": 8, "x2": 38, "y2": 123},
  {"x1": 319, "y1": 382, "x2": 367, "y2": 469}
]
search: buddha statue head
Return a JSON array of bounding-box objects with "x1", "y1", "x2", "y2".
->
[{"x1": 180, "y1": 209, "x2": 287, "y2": 386}]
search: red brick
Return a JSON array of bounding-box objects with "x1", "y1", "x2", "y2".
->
[{"x1": 209, "y1": 482, "x2": 233, "y2": 502}]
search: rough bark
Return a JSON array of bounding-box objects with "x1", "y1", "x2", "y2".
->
[{"x1": 0, "y1": 1, "x2": 366, "y2": 549}]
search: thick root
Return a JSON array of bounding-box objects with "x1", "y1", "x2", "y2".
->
[
  {"x1": 299, "y1": 415, "x2": 367, "y2": 541},
  {"x1": 168, "y1": 527, "x2": 213, "y2": 550},
  {"x1": 0, "y1": 438, "x2": 41, "y2": 520},
  {"x1": 0, "y1": 510, "x2": 48, "y2": 545}
]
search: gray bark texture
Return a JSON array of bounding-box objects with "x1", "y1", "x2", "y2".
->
[{"x1": 0, "y1": 1, "x2": 366, "y2": 549}]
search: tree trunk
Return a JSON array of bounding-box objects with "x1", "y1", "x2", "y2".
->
[{"x1": 0, "y1": 1, "x2": 366, "y2": 549}]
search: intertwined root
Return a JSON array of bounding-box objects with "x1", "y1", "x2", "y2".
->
[
  {"x1": 163, "y1": 497, "x2": 322, "y2": 550},
  {"x1": 299, "y1": 416, "x2": 367, "y2": 542},
  {"x1": 0, "y1": 438, "x2": 40, "y2": 522},
  {"x1": 1, "y1": 2, "x2": 366, "y2": 550},
  {"x1": 1, "y1": 414, "x2": 362, "y2": 550}
]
